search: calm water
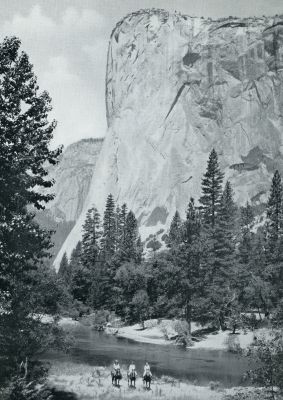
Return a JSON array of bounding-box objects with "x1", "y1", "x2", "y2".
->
[{"x1": 44, "y1": 324, "x2": 251, "y2": 388}]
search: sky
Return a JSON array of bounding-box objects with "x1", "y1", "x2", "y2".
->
[{"x1": 0, "y1": 0, "x2": 282, "y2": 148}]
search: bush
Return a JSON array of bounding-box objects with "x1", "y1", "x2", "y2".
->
[
  {"x1": 174, "y1": 320, "x2": 192, "y2": 346},
  {"x1": 209, "y1": 381, "x2": 221, "y2": 391},
  {"x1": 224, "y1": 334, "x2": 242, "y2": 354},
  {"x1": 246, "y1": 331, "x2": 283, "y2": 399}
]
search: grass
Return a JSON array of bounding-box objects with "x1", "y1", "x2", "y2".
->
[{"x1": 47, "y1": 360, "x2": 227, "y2": 400}]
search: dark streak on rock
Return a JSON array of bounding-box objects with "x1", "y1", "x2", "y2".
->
[{"x1": 165, "y1": 82, "x2": 190, "y2": 120}]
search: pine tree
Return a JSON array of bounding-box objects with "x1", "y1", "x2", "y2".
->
[
  {"x1": 0, "y1": 37, "x2": 62, "y2": 378},
  {"x1": 264, "y1": 171, "x2": 283, "y2": 311},
  {"x1": 176, "y1": 198, "x2": 204, "y2": 332},
  {"x1": 168, "y1": 211, "x2": 182, "y2": 248},
  {"x1": 81, "y1": 206, "x2": 102, "y2": 269},
  {"x1": 115, "y1": 205, "x2": 121, "y2": 251},
  {"x1": 69, "y1": 241, "x2": 92, "y2": 304},
  {"x1": 266, "y1": 170, "x2": 283, "y2": 259},
  {"x1": 199, "y1": 148, "x2": 224, "y2": 227},
  {"x1": 116, "y1": 203, "x2": 128, "y2": 253},
  {"x1": 135, "y1": 236, "x2": 143, "y2": 263},
  {"x1": 211, "y1": 181, "x2": 238, "y2": 329},
  {"x1": 101, "y1": 194, "x2": 116, "y2": 260},
  {"x1": 239, "y1": 202, "x2": 254, "y2": 266},
  {"x1": 58, "y1": 252, "x2": 69, "y2": 284},
  {"x1": 122, "y1": 211, "x2": 139, "y2": 262}
]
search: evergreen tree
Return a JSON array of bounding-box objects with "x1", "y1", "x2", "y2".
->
[
  {"x1": 69, "y1": 241, "x2": 83, "y2": 272},
  {"x1": 0, "y1": 37, "x2": 62, "y2": 380},
  {"x1": 58, "y1": 252, "x2": 69, "y2": 284},
  {"x1": 177, "y1": 198, "x2": 204, "y2": 332},
  {"x1": 199, "y1": 148, "x2": 224, "y2": 227},
  {"x1": 237, "y1": 202, "x2": 256, "y2": 310},
  {"x1": 116, "y1": 203, "x2": 128, "y2": 254},
  {"x1": 266, "y1": 170, "x2": 283, "y2": 259},
  {"x1": 210, "y1": 181, "x2": 238, "y2": 329},
  {"x1": 168, "y1": 211, "x2": 182, "y2": 248},
  {"x1": 101, "y1": 194, "x2": 116, "y2": 260},
  {"x1": 115, "y1": 205, "x2": 121, "y2": 251},
  {"x1": 264, "y1": 171, "x2": 283, "y2": 311},
  {"x1": 122, "y1": 211, "x2": 139, "y2": 262},
  {"x1": 69, "y1": 241, "x2": 92, "y2": 305},
  {"x1": 81, "y1": 206, "x2": 102, "y2": 269},
  {"x1": 135, "y1": 236, "x2": 143, "y2": 263}
]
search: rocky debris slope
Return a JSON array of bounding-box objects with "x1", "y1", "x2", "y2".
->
[{"x1": 55, "y1": 9, "x2": 283, "y2": 267}]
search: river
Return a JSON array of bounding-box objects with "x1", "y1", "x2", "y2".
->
[{"x1": 43, "y1": 323, "x2": 252, "y2": 388}]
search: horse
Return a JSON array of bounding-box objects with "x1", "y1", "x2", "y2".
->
[
  {"x1": 143, "y1": 371, "x2": 152, "y2": 390},
  {"x1": 127, "y1": 370, "x2": 136, "y2": 388},
  {"x1": 111, "y1": 368, "x2": 122, "y2": 387}
]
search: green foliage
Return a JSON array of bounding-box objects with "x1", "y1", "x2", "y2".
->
[
  {"x1": 0, "y1": 36, "x2": 64, "y2": 387},
  {"x1": 101, "y1": 194, "x2": 116, "y2": 260},
  {"x1": 58, "y1": 252, "x2": 69, "y2": 283},
  {"x1": 247, "y1": 331, "x2": 283, "y2": 399},
  {"x1": 199, "y1": 148, "x2": 224, "y2": 228},
  {"x1": 113, "y1": 262, "x2": 147, "y2": 319},
  {"x1": 168, "y1": 211, "x2": 182, "y2": 248},
  {"x1": 266, "y1": 170, "x2": 283, "y2": 258},
  {"x1": 129, "y1": 289, "x2": 150, "y2": 327},
  {"x1": 82, "y1": 206, "x2": 102, "y2": 268}
]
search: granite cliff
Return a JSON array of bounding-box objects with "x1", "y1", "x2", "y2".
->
[
  {"x1": 37, "y1": 138, "x2": 103, "y2": 260},
  {"x1": 55, "y1": 9, "x2": 283, "y2": 267}
]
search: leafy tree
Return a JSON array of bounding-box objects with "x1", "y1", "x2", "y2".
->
[
  {"x1": 0, "y1": 36, "x2": 62, "y2": 382},
  {"x1": 113, "y1": 262, "x2": 147, "y2": 318},
  {"x1": 130, "y1": 290, "x2": 150, "y2": 329},
  {"x1": 146, "y1": 235, "x2": 162, "y2": 256},
  {"x1": 248, "y1": 331, "x2": 283, "y2": 400}
]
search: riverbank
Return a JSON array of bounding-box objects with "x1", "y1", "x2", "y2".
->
[
  {"x1": 47, "y1": 360, "x2": 236, "y2": 400},
  {"x1": 114, "y1": 319, "x2": 265, "y2": 350}
]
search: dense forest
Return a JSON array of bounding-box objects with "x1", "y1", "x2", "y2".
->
[{"x1": 60, "y1": 149, "x2": 283, "y2": 335}]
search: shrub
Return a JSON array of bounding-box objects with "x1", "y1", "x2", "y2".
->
[{"x1": 224, "y1": 334, "x2": 242, "y2": 354}]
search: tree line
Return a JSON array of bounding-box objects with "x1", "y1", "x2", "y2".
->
[{"x1": 60, "y1": 149, "x2": 283, "y2": 334}]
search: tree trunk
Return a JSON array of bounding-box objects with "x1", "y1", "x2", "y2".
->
[{"x1": 185, "y1": 298, "x2": 192, "y2": 335}]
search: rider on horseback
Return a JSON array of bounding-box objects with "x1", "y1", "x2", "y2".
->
[
  {"x1": 113, "y1": 360, "x2": 120, "y2": 374},
  {"x1": 128, "y1": 361, "x2": 137, "y2": 377},
  {"x1": 143, "y1": 362, "x2": 152, "y2": 378}
]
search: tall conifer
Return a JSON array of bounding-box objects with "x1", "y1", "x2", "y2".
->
[
  {"x1": 266, "y1": 170, "x2": 283, "y2": 258},
  {"x1": 199, "y1": 148, "x2": 224, "y2": 227},
  {"x1": 101, "y1": 194, "x2": 116, "y2": 260},
  {"x1": 168, "y1": 211, "x2": 182, "y2": 248}
]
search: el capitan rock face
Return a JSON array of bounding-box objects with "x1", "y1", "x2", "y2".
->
[{"x1": 55, "y1": 9, "x2": 283, "y2": 268}]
